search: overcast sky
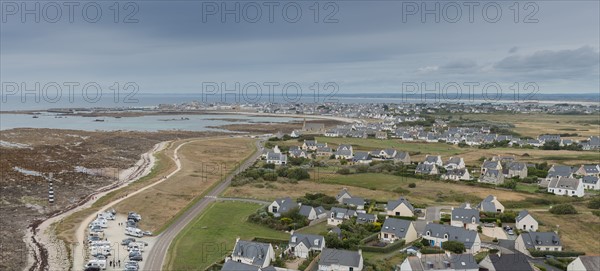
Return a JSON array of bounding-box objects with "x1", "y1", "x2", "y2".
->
[{"x1": 1, "y1": 1, "x2": 599, "y2": 97}]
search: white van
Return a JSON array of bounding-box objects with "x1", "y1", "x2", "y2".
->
[
  {"x1": 84, "y1": 259, "x2": 107, "y2": 270},
  {"x1": 125, "y1": 227, "x2": 143, "y2": 238},
  {"x1": 89, "y1": 245, "x2": 111, "y2": 257},
  {"x1": 89, "y1": 240, "x2": 111, "y2": 247},
  {"x1": 97, "y1": 212, "x2": 115, "y2": 220},
  {"x1": 127, "y1": 242, "x2": 144, "y2": 252}
]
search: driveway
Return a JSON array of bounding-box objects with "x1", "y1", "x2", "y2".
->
[{"x1": 482, "y1": 226, "x2": 508, "y2": 240}]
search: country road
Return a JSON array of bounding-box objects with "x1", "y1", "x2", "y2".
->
[{"x1": 143, "y1": 139, "x2": 265, "y2": 270}]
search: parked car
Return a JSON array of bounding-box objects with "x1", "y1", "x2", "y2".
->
[
  {"x1": 507, "y1": 229, "x2": 514, "y2": 235},
  {"x1": 484, "y1": 223, "x2": 495, "y2": 228},
  {"x1": 121, "y1": 238, "x2": 136, "y2": 246},
  {"x1": 142, "y1": 231, "x2": 153, "y2": 236},
  {"x1": 129, "y1": 251, "x2": 143, "y2": 261}
]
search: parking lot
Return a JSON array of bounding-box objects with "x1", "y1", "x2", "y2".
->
[{"x1": 84, "y1": 212, "x2": 156, "y2": 270}]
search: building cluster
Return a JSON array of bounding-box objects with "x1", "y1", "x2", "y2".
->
[{"x1": 220, "y1": 189, "x2": 600, "y2": 271}]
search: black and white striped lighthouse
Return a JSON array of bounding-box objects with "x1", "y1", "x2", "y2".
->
[{"x1": 48, "y1": 173, "x2": 55, "y2": 204}]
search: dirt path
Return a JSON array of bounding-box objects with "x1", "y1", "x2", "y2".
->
[
  {"x1": 70, "y1": 139, "x2": 192, "y2": 270},
  {"x1": 24, "y1": 141, "x2": 168, "y2": 271}
]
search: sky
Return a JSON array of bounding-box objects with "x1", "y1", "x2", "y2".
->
[{"x1": 1, "y1": 0, "x2": 599, "y2": 101}]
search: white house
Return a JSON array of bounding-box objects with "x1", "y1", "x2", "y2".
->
[
  {"x1": 441, "y1": 168, "x2": 471, "y2": 181},
  {"x1": 547, "y1": 177, "x2": 585, "y2": 197},
  {"x1": 385, "y1": 197, "x2": 415, "y2": 217},
  {"x1": 328, "y1": 207, "x2": 356, "y2": 226},
  {"x1": 515, "y1": 232, "x2": 562, "y2": 256},
  {"x1": 567, "y1": 256, "x2": 600, "y2": 271},
  {"x1": 268, "y1": 197, "x2": 298, "y2": 217},
  {"x1": 422, "y1": 223, "x2": 482, "y2": 254},
  {"x1": 379, "y1": 218, "x2": 418, "y2": 243},
  {"x1": 230, "y1": 239, "x2": 276, "y2": 268},
  {"x1": 476, "y1": 195, "x2": 505, "y2": 213},
  {"x1": 576, "y1": 164, "x2": 600, "y2": 177},
  {"x1": 298, "y1": 205, "x2": 327, "y2": 221},
  {"x1": 287, "y1": 232, "x2": 325, "y2": 259},
  {"x1": 515, "y1": 210, "x2": 538, "y2": 232},
  {"x1": 582, "y1": 176, "x2": 600, "y2": 190},
  {"x1": 423, "y1": 155, "x2": 443, "y2": 166},
  {"x1": 399, "y1": 254, "x2": 479, "y2": 271},
  {"x1": 318, "y1": 248, "x2": 363, "y2": 271},
  {"x1": 450, "y1": 207, "x2": 480, "y2": 231},
  {"x1": 444, "y1": 157, "x2": 466, "y2": 170},
  {"x1": 266, "y1": 152, "x2": 287, "y2": 165},
  {"x1": 335, "y1": 144, "x2": 354, "y2": 159}
]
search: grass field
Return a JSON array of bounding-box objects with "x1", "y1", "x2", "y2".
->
[
  {"x1": 114, "y1": 137, "x2": 255, "y2": 232},
  {"x1": 454, "y1": 113, "x2": 600, "y2": 139},
  {"x1": 166, "y1": 201, "x2": 288, "y2": 271},
  {"x1": 297, "y1": 221, "x2": 330, "y2": 235}
]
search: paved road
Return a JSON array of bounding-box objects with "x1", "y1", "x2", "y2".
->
[
  {"x1": 143, "y1": 140, "x2": 264, "y2": 270},
  {"x1": 216, "y1": 197, "x2": 270, "y2": 205}
]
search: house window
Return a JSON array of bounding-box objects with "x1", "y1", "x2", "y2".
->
[
  {"x1": 395, "y1": 212, "x2": 400, "y2": 216},
  {"x1": 350, "y1": 268, "x2": 354, "y2": 271},
  {"x1": 384, "y1": 234, "x2": 388, "y2": 238},
  {"x1": 272, "y1": 206, "x2": 278, "y2": 213}
]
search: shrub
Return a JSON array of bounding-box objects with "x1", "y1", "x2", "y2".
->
[
  {"x1": 286, "y1": 167, "x2": 310, "y2": 180},
  {"x1": 408, "y1": 183, "x2": 416, "y2": 188},
  {"x1": 337, "y1": 167, "x2": 351, "y2": 175},
  {"x1": 529, "y1": 250, "x2": 584, "y2": 258},
  {"x1": 262, "y1": 163, "x2": 276, "y2": 169},
  {"x1": 442, "y1": 241, "x2": 465, "y2": 254},
  {"x1": 263, "y1": 172, "x2": 278, "y2": 182},
  {"x1": 592, "y1": 210, "x2": 600, "y2": 217},
  {"x1": 549, "y1": 204, "x2": 578, "y2": 215},
  {"x1": 587, "y1": 197, "x2": 600, "y2": 209}
]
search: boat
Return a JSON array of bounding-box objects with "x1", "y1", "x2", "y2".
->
[{"x1": 94, "y1": 119, "x2": 105, "y2": 122}]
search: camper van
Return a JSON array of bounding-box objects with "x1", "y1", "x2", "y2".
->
[
  {"x1": 97, "y1": 212, "x2": 115, "y2": 220},
  {"x1": 125, "y1": 227, "x2": 143, "y2": 238},
  {"x1": 89, "y1": 218, "x2": 107, "y2": 229},
  {"x1": 84, "y1": 259, "x2": 107, "y2": 270},
  {"x1": 89, "y1": 245, "x2": 111, "y2": 257},
  {"x1": 89, "y1": 240, "x2": 111, "y2": 247}
]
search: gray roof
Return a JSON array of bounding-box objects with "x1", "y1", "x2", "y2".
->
[
  {"x1": 520, "y1": 232, "x2": 561, "y2": 249},
  {"x1": 336, "y1": 189, "x2": 351, "y2": 201},
  {"x1": 508, "y1": 162, "x2": 527, "y2": 171},
  {"x1": 451, "y1": 208, "x2": 480, "y2": 224},
  {"x1": 289, "y1": 233, "x2": 324, "y2": 249},
  {"x1": 445, "y1": 156, "x2": 463, "y2": 166},
  {"x1": 221, "y1": 261, "x2": 261, "y2": 271},
  {"x1": 315, "y1": 206, "x2": 326, "y2": 216},
  {"x1": 356, "y1": 213, "x2": 376, "y2": 224},
  {"x1": 394, "y1": 151, "x2": 409, "y2": 160},
  {"x1": 318, "y1": 248, "x2": 361, "y2": 268},
  {"x1": 415, "y1": 163, "x2": 436, "y2": 174},
  {"x1": 548, "y1": 165, "x2": 574, "y2": 178},
  {"x1": 387, "y1": 197, "x2": 415, "y2": 212},
  {"x1": 580, "y1": 165, "x2": 600, "y2": 174},
  {"x1": 483, "y1": 169, "x2": 502, "y2": 177},
  {"x1": 577, "y1": 256, "x2": 600, "y2": 271},
  {"x1": 583, "y1": 176, "x2": 599, "y2": 185},
  {"x1": 477, "y1": 195, "x2": 499, "y2": 213},
  {"x1": 548, "y1": 177, "x2": 581, "y2": 190},
  {"x1": 406, "y1": 253, "x2": 478, "y2": 271},
  {"x1": 330, "y1": 207, "x2": 356, "y2": 220},
  {"x1": 423, "y1": 223, "x2": 478, "y2": 248},
  {"x1": 487, "y1": 253, "x2": 533, "y2": 271},
  {"x1": 342, "y1": 197, "x2": 365, "y2": 207},
  {"x1": 482, "y1": 160, "x2": 501, "y2": 169},
  {"x1": 273, "y1": 197, "x2": 297, "y2": 214},
  {"x1": 381, "y1": 218, "x2": 413, "y2": 238},
  {"x1": 232, "y1": 240, "x2": 272, "y2": 267},
  {"x1": 298, "y1": 205, "x2": 315, "y2": 217},
  {"x1": 424, "y1": 155, "x2": 440, "y2": 163},
  {"x1": 516, "y1": 210, "x2": 533, "y2": 222},
  {"x1": 352, "y1": 152, "x2": 371, "y2": 161}
]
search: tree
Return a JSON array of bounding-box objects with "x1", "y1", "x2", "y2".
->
[
  {"x1": 263, "y1": 172, "x2": 278, "y2": 182},
  {"x1": 408, "y1": 183, "x2": 417, "y2": 188},
  {"x1": 442, "y1": 241, "x2": 465, "y2": 254},
  {"x1": 550, "y1": 204, "x2": 578, "y2": 214},
  {"x1": 287, "y1": 167, "x2": 310, "y2": 180}
]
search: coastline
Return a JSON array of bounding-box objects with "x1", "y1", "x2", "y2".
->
[{"x1": 24, "y1": 141, "x2": 168, "y2": 271}]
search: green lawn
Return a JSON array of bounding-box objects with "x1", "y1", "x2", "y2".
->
[
  {"x1": 313, "y1": 171, "x2": 421, "y2": 192},
  {"x1": 297, "y1": 221, "x2": 331, "y2": 235},
  {"x1": 515, "y1": 183, "x2": 539, "y2": 193},
  {"x1": 166, "y1": 201, "x2": 288, "y2": 270}
]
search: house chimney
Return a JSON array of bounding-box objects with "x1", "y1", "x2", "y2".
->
[
  {"x1": 290, "y1": 230, "x2": 295, "y2": 236},
  {"x1": 358, "y1": 249, "x2": 362, "y2": 256}
]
